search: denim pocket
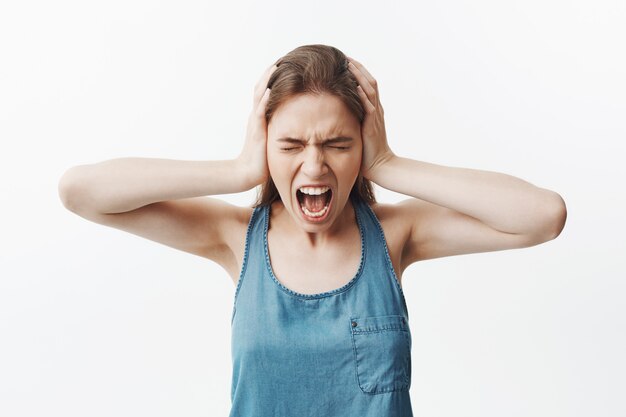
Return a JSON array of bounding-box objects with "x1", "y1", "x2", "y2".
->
[{"x1": 350, "y1": 314, "x2": 411, "y2": 394}]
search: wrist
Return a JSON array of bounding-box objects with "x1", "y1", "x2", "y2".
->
[
  {"x1": 234, "y1": 157, "x2": 266, "y2": 191},
  {"x1": 363, "y1": 150, "x2": 397, "y2": 182}
]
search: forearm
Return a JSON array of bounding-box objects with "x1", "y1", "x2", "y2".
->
[
  {"x1": 370, "y1": 155, "x2": 566, "y2": 236},
  {"x1": 59, "y1": 157, "x2": 253, "y2": 214}
]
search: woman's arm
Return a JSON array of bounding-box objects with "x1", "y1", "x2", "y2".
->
[
  {"x1": 346, "y1": 56, "x2": 565, "y2": 240},
  {"x1": 347, "y1": 56, "x2": 566, "y2": 264},
  {"x1": 59, "y1": 64, "x2": 277, "y2": 215},
  {"x1": 368, "y1": 156, "x2": 566, "y2": 239},
  {"x1": 56, "y1": 64, "x2": 278, "y2": 275},
  {"x1": 57, "y1": 158, "x2": 259, "y2": 275},
  {"x1": 58, "y1": 158, "x2": 255, "y2": 214}
]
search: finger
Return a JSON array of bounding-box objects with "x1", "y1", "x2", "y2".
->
[
  {"x1": 348, "y1": 61, "x2": 377, "y2": 103},
  {"x1": 255, "y1": 88, "x2": 271, "y2": 118},
  {"x1": 346, "y1": 57, "x2": 377, "y2": 91},
  {"x1": 348, "y1": 58, "x2": 383, "y2": 109},
  {"x1": 356, "y1": 85, "x2": 376, "y2": 114},
  {"x1": 264, "y1": 63, "x2": 278, "y2": 85},
  {"x1": 255, "y1": 63, "x2": 277, "y2": 96},
  {"x1": 257, "y1": 63, "x2": 277, "y2": 87},
  {"x1": 254, "y1": 64, "x2": 278, "y2": 102}
]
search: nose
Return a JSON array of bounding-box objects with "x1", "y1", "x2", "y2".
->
[{"x1": 300, "y1": 146, "x2": 328, "y2": 179}]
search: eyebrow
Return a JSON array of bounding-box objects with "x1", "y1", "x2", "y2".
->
[{"x1": 276, "y1": 136, "x2": 354, "y2": 145}]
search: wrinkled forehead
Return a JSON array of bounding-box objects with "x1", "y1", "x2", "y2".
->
[
  {"x1": 270, "y1": 123, "x2": 354, "y2": 143},
  {"x1": 268, "y1": 93, "x2": 360, "y2": 140}
]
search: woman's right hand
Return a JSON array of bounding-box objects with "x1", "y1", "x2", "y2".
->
[{"x1": 237, "y1": 63, "x2": 278, "y2": 188}]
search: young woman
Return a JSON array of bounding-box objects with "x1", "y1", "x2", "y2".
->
[{"x1": 58, "y1": 45, "x2": 567, "y2": 417}]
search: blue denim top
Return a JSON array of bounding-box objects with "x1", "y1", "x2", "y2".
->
[{"x1": 230, "y1": 195, "x2": 413, "y2": 417}]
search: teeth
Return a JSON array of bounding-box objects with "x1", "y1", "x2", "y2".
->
[
  {"x1": 301, "y1": 204, "x2": 329, "y2": 218},
  {"x1": 298, "y1": 186, "x2": 330, "y2": 195}
]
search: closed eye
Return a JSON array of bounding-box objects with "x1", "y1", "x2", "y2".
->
[{"x1": 279, "y1": 145, "x2": 350, "y2": 151}]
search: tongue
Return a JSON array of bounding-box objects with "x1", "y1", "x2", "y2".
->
[{"x1": 302, "y1": 193, "x2": 327, "y2": 212}]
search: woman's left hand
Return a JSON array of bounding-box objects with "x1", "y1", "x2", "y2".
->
[{"x1": 347, "y1": 56, "x2": 395, "y2": 181}]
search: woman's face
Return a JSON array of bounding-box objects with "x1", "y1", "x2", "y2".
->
[{"x1": 267, "y1": 93, "x2": 362, "y2": 233}]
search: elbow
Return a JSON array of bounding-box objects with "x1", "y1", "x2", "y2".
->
[
  {"x1": 58, "y1": 166, "x2": 89, "y2": 213},
  {"x1": 522, "y1": 191, "x2": 567, "y2": 246},
  {"x1": 542, "y1": 192, "x2": 567, "y2": 241}
]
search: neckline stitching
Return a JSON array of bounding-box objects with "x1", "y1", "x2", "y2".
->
[{"x1": 262, "y1": 198, "x2": 367, "y2": 300}]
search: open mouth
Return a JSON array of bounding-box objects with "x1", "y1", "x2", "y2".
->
[{"x1": 296, "y1": 186, "x2": 333, "y2": 221}]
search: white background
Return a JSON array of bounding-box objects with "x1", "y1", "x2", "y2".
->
[{"x1": 1, "y1": 0, "x2": 624, "y2": 416}]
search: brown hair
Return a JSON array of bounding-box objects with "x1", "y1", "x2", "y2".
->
[{"x1": 252, "y1": 44, "x2": 376, "y2": 208}]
